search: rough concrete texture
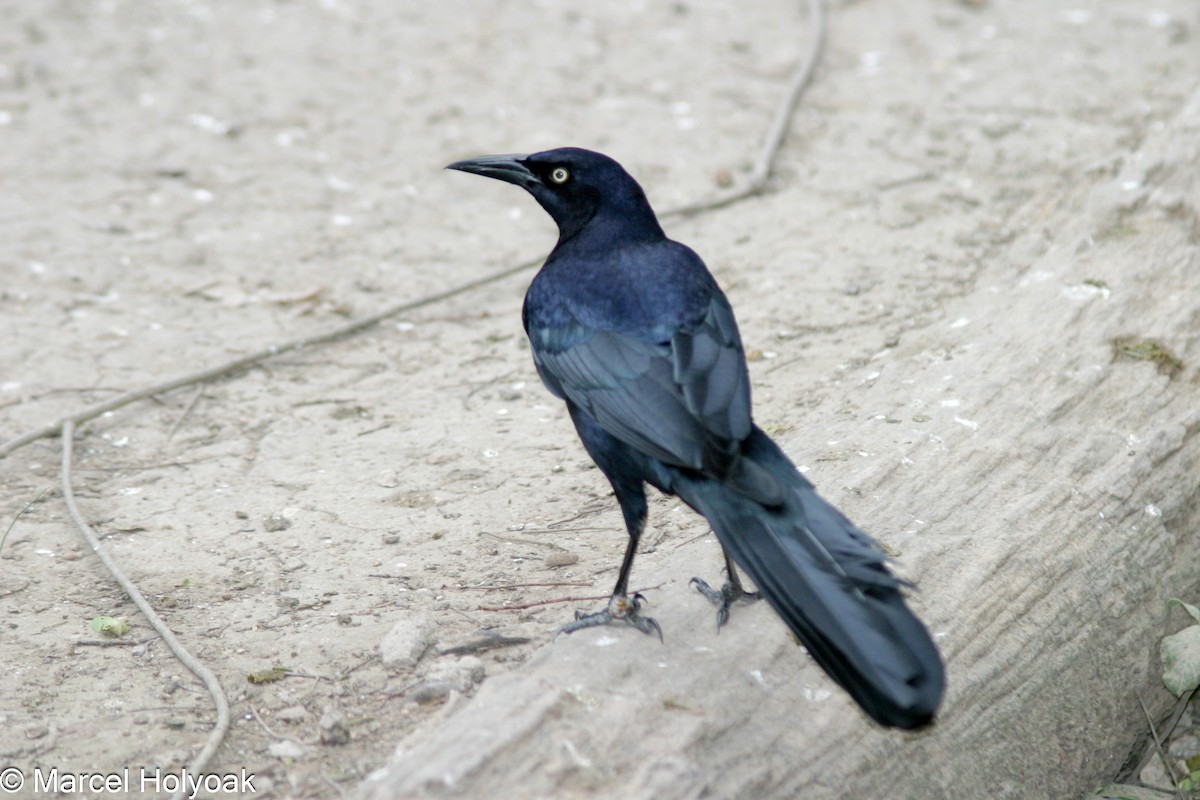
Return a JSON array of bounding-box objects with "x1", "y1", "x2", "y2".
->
[
  {"x1": 363, "y1": 83, "x2": 1200, "y2": 799},
  {"x1": 1, "y1": 1, "x2": 1197, "y2": 799}
]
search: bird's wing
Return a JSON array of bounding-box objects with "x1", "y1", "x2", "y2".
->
[{"x1": 529, "y1": 295, "x2": 752, "y2": 472}]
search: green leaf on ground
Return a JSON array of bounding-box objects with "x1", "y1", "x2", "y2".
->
[
  {"x1": 89, "y1": 616, "x2": 129, "y2": 636},
  {"x1": 247, "y1": 665, "x2": 288, "y2": 684},
  {"x1": 1169, "y1": 598, "x2": 1200, "y2": 624},
  {"x1": 1162, "y1": 599, "x2": 1200, "y2": 696}
]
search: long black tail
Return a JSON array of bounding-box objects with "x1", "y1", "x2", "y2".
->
[{"x1": 672, "y1": 427, "x2": 945, "y2": 729}]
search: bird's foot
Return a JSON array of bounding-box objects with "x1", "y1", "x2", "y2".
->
[
  {"x1": 689, "y1": 576, "x2": 760, "y2": 631},
  {"x1": 555, "y1": 592, "x2": 663, "y2": 642}
]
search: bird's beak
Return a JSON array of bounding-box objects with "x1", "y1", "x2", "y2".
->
[{"x1": 445, "y1": 154, "x2": 539, "y2": 189}]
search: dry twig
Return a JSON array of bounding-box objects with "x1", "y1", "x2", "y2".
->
[
  {"x1": 478, "y1": 582, "x2": 666, "y2": 612},
  {"x1": 61, "y1": 421, "x2": 231, "y2": 800},
  {"x1": 0, "y1": 487, "x2": 48, "y2": 557}
]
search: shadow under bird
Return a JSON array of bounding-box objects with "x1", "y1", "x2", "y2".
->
[{"x1": 446, "y1": 147, "x2": 944, "y2": 729}]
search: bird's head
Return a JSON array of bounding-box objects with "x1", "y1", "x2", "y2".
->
[{"x1": 446, "y1": 147, "x2": 662, "y2": 244}]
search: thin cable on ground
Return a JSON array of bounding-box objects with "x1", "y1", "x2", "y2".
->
[
  {"x1": 0, "y1": 257, "x2": 538, "y2": 459},
  {"x1": 60, "y1": 420, "x2": 231, "y2": 800},
  {"x1": 663, "y1": 0, "x2": 825, "y2": 218}
]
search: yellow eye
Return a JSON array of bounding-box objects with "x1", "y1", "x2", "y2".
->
[{"x1": 550, "y1": 166, "x2": 570, "y2": 184}]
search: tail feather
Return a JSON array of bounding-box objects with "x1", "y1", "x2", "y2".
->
[{"x1": 674, "y1": 427, "x2": 944, "y2": 729}]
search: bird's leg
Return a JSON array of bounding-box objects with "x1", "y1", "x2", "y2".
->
[
  {"x1": 690, "y1": 548, "x2": 760, "y2": 631},
  {"x1": 556, "y1": 518, "x2": 663, "y2": 642},
  {"x1": 556, "y1": 591, "x2": 663, "y2": 642},
  {"x1": 555, "y1": 405, "x2": 662, "y2": 641}
]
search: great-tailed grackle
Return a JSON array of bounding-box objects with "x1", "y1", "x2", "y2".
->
[{"x1": 446, "y1": 147, "x2": 944, "y2": 729}]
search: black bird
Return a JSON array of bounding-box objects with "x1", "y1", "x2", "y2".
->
[{"x1": 446, "y1": 147, "x2": 944, "y2": 729}]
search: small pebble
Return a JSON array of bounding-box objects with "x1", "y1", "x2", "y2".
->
[
  {"x1": 1170, "y1": 734, "x2": 1200, "y2": 759},
  {"x1": 275, "y1": 705, "x2": 309, "y2": 723},
  {"x1": 263, "y1": 513, "x2": 292, "y2": 532},
  {"x1": 544, "y1": 551, "x2": 579, "y2": 568},
  {"x1": 268, "y1": 740, "x2": 306, "y2": 759},
  {"x1": 319, "y1": 708, "x2": 350, "y2": 745},
  {"x1": 408, "y1": 682, "x2": 452, "y2": 704},
  {"x1": 379, "y1": 614, "x2": 436, "y2": 669}
]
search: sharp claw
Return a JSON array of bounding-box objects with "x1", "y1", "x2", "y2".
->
[
  {"x1": 625, "y1": 593, "x2": 664, "y2": 642},
  {"x1": 555, "y1": 608, "x2": 611, "y2": 640},
  {"x1": 554, "y1": 593, "x2": 662, "y2": 642},
  {"x1": 690, "y1": 577, "x2": 723, "y2": 604},
  {"x1": 691, "y1": 576, "x2": 760, "y2": 631},
  {"x1": 635, "y1": 613, "x2": 664, "y2": 643}
]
